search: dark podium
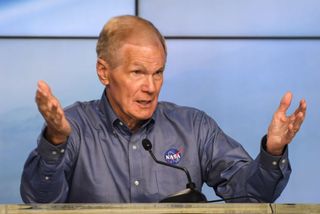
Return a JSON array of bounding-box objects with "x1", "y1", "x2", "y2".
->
[{"x1": 1, "y1": 203, "x2": 320, "y2": 214}]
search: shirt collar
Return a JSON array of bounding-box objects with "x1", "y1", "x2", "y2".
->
[{"x1": 98, "y1": 89, "x2": 118, "y2": 132}]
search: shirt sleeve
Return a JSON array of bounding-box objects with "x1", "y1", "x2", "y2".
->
[
  {"x1": 20, "y1": 122, "x2": 79, "y2": 203},
  {"x1": 199, "y1": 113, "x2": 291, "y2": 203}
]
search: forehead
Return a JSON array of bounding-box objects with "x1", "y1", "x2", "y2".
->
[{"x1": 118, "y1": 43, "x2": 166, "y2": 67}]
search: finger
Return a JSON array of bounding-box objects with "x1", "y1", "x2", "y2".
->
[
  {"x1": 287, "y1": 123, "x2": 297, "y2": 139},
  {"x1": 44, "y1": 97, "x2": 60, "y2": 117},
  {"x1": 36, "y1": 92, "x2": 52, "y2": 112},
  {"x1": 285, "y1": 112, "x2": 305, "y2": 142},
  {"x1": 292, "y1": 99, "x2": 307, "y2": 116},
  {"x1": 35, "y1": 80, "x2": 52, "y2": 104},
  {"x1": 36, "y1": 80, "x2": 56, "y2": 108},
  {"x1": 35, "y1": 91, "x2": 50, "y2": 107},
  {"x1": 277, "y1": 92, "x2": 292, "y2": 113},
  {"x1": 299, "y1": 99, "x2": 307, "y2": 114},
  {"x1": 35, "y1": 81, "x2": 63, "y2": 124},
  {"x1": 43, "y1": 103, "x2": 64, "y2": 128},
  {"x1": 289, "y1": 99, "x2": 307, "y2": 128},
  {"x1": 291, "y1": 111, "x2": 306, "y2": 132},
  {"x1": 37, "y1": 80, "x2": 52, "y2": 96}
]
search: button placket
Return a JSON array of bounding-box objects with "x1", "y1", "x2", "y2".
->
[
  {"x1": 272, "y1": 161, "x2": 278, "y2": 166},
  {"x1": 129, "y1": 134, "x2": 144, "y2": 200},
  {"x1": 134, "y1": 180, "x2": 140, "y2": 186}
]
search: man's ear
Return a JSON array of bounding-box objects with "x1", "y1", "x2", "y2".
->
[{"x1": 96, "y1": 58, "x2": 110, "y2": 86}]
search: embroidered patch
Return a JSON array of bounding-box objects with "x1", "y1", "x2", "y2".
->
[{"x1": 164, "y1": 147, "x2": 183, "y2": 164}]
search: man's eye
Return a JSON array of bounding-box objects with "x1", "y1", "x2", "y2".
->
[
  {"x1": 156, "y1": 71, "x2": 163, "y2": 75},
  {"x1": 131, "y1": 70, "x2": 146, "y2": 79},
  {"x1": 154, "y1": 70, "x2": 163, "y2": 79},
  {"x1": 132, "y1": 70, "x2": 142, "y2": 76}
]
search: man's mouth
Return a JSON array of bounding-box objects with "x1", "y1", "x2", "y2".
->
[{"x1": 137, "y1": 100, "x2": 152, "y2": 107}]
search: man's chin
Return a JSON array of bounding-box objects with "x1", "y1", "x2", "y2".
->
[
  {"x1": 133, "y1": 110, "x2": 154, "y2": 121},
  {"x1": 136, "y1": 114, "x2": 153, "y2": 121}
]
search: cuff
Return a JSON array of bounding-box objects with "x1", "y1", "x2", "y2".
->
[
  {"x1": 37, "y1": 130, "x2": 67, "y2": 163},
  {"x1": 259, "y1": 135, "x2": 289, "y2": 170}
]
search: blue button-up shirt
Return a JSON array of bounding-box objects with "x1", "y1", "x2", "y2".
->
[{"x1": 20, "y1": 91, "x2": 291, "y2": 203}]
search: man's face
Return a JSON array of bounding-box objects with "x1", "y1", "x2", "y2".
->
[{"x1": 100, "y1": 42, "x2": 165, "y2": 130}]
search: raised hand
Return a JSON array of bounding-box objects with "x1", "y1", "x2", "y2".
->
[
  {"x1": 35, "y1": 80, "x2": 71, "y2": 145},
  {"x1": 266, "y1": 92, "x2": 307, "y2": 156}
]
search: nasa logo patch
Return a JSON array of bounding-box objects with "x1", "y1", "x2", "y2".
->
[{"x1": 164, "y1": 148, "x2": 183, "y2": 164}]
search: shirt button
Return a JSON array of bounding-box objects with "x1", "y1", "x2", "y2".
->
[
  {"x1": 272, "y1": 161, "x2": 277, "y2": 166},
  {"x1": 119, "y1": 121, "x2": 123, "y2": 126},
  {"x1": 52, "y1": 151, "x2": 57, "y2": 155},
  {"x1": 134, "y1": 180, "x2": 139, "y2": 186},
  {"x1": 60, "y1": 149, "x2": 65, "y2": 153},
  {"x1": 45, "y1": 176, "x2": 50, "y2": 180},
  {"x1": 281, "y1": 159, "x2": 286, "y2": 164},
  {"x1": 132, "y1": 145, "x2": 137, "y2": 150}
]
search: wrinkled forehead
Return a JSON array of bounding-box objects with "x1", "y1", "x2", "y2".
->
[
  {"x1": 123, "y1": 41, "x2": 166, "y2": 58},
  {"x1": 114, "y1": 33, "x2": 166, "y2": 66},
  {"x1": 125, "y1": 32, "x2": 164, "y2": 50}
]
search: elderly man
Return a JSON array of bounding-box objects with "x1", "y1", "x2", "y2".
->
[{"x1": 20, "y1": 15, "x2": 306, "y2": 203}]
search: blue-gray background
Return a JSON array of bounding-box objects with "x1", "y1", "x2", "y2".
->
[{"x1": 0, "y1": 0, "x2": 319, "y2": 203}]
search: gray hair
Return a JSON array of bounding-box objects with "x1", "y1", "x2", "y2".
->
[{"x1": 96, "y1": 15, "x2": 167, "y2": 68}]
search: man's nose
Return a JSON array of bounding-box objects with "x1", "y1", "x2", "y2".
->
[{"x1": 142, "y1": 75, "x2": 156, "y2": 93}]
